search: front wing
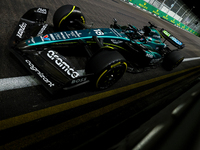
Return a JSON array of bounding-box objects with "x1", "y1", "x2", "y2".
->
[{"x1": 9, "y1": 7, "x2": 93, "y2": 94}]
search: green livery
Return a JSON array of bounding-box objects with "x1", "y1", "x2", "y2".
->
[{"x1": 9, "y1": 5, "x2": 184, "y2": 94}]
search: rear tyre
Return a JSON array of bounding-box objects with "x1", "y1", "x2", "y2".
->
[
  {"x1": 86, "y1": 47, "x2": 127, "y2": 89},
  {"x1": 163, "y1": 51, "x2": 184, "y2": 71},
  {"x1": 53, "y1": 5, "x2": 86, "y2": 31}
]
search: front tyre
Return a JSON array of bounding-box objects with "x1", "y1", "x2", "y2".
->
[
  {"x1": 53, "y1": 5, "x2": 86, "y2": 31},
  {"x1": 96, "y1": 61, "x2": 127, "y2": 89},
  {"x1": 163, "y1": 51, "x2": 184, "y2": 71},
  {"x1": 86, "y1": 47, "x2": 127, "y2": 89}
]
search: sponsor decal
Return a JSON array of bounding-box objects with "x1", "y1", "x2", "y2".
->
[
  {"x1": 71, "y1": 77, "x2": 87, "y2": 84},
  {"x1": 54, "y1": 33, "x2": 62, "y2": 40},
  {"x1": 170, "y1": 36, "x2": 182, "y2": 45},
  {"x1": 150, "y1": 58, "x2": 161, "y2": 64},
  {"x1": 49, "y1": 34, "x2": 55, "y2": 40},
  {"x1": 74, "y1": 31, "x2": 81, "y2": 37},
  {"x1": 60, "y1": 32, "x2": 66, "y2": 39},
  {"x1": 111, "y1": 39, "x2": 123, "y2": 44},
  {"x1": 94, "y1": 29, "x2": 104, "y2": 35},
  {"x1": 37, "y1": 24, "x2": 48, "y2": 36},
  {"x1": 139, "y1": 3, "x2": 148, "y2": 10},
  {"x1": 16, "y1": 22, "x2": 27, "y2": 38},
  {"x1": 47, "y1": 50, "x2": 79, "y2": 78},
  {"x1": 40, "y1": 36, "x2": 44, "y2": 42},
  {"x1": 147, "y1": 37, "x2": 152, "y2": 42},
  {"x1": 64, "y1": 32, "x2": 70, "y2": 38},
  {"x1": 73, "y1": 9, "x2": 81, "y2": 14},
  {"x1": 163, "y1": 30, "x2": 171, "y2": 37},
  {"x1": 163, "y1": 30, "x2": 182, "y2": 45},
  {"x1": 146, "y1": 53, "x2": 153, "y2": 58},
  {"x1": 35, "y1": 8, "x2": 47, "y2": 14},
  {"x1": 43, "y1": 35, "x2": 50, "y2": 41},
  {"x1": 139, "y1": 38, "x2": 146, "y2": 42},
  {"x1": 110, "y1": 28, "x2": 122, "y2": 37},
  {"x1": 25, "y1": 59, "x2": 55, "y2": 87},
  {"x1": 31, "y1": 38, "x2": 35, "y2": 43},
  {"x1": 153, "y1": 35, "x2": 160, "y2": 39},
  {"x1": 70, "y1": 31, "x2": 77, "y2": 37}
]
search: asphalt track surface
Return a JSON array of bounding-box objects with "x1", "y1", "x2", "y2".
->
[{"x1": 1, "y1": 0, "x2": 200, "y2": 150}]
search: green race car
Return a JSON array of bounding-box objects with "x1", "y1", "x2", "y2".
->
[{"x1": 9, "y1": 5, "x2": 184, "y2": 94}]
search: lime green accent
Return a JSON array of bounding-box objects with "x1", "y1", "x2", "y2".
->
[
  {"x1": 101, "y1": 46, "x2": 114, "y2": 50},
  {"x1": 81, "y1": 16, "x2": 85, "y2": 24},
  {"x1": 104, "y1": 43, "x2": 128, "y2": 51},
  {"x1": 88, "y1": 41, "x2": 95, "y2": 43},
  {"x1": 86, "y1": 41, "x2": 128, "y2": 51},
  {"x1": 96, "y1": 61, "x2": 127, "y2": 88},
  {"x1": 111, "y1": 62, "x2": 121, "y2": 68},
  {"x1": 96, "y1": 70, "x2": 107, "y2": 88},
  {"x1": 157, "y1": 30, "x2": 164, "y2": 38},
  {"x1": 163, "y1": 30, "x2": 171, "y2": 37},
  {"x1": 58, "y1": 6, "x2": 76, "y2": 28},
  {"x1": 123, "y1": 62, "x2": 128, "y2": 71}
]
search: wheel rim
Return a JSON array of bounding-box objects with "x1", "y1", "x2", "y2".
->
[{"x1": 96, "y1": 62, "x2": 127, "y2": 89}]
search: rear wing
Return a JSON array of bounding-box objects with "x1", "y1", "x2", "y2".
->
[{"x1": 160, "y1": 28, "x2": 185, "y2": 49}]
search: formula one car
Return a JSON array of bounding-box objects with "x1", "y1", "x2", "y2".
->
[{"x1": 9, "y1": 5, "x2": 184, "y2": 94}]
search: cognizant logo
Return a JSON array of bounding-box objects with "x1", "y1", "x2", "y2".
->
[
  {"x1": 25, "y1": 59, "x2": 55, "y2": 87},
  {"x1": 47, "y1": 50, "x2": 79, "y2": 78}
]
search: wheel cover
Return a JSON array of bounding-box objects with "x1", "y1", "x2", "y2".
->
[{"x1": 96, "y1": 62, "x2": 127, "y2": 89}]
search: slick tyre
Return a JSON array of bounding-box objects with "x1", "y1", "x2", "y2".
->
[
  {"x1": 53, "y1": 5, "x2": 86, "y2": 31},
  {"x1": 86, "y1": 47, "x2": 127, "y2": 90},
  {"x1": 163, "y1": 51, "x2": 184, "y2": 71}
]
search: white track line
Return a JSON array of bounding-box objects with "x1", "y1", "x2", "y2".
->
[
  {"x1": 183, "y1": 57, "x2": 200, "y2": 62},
  {"x1": 0, "y1": 57, "x2": 199, "y2": 92},
  {"x1": 0, "y1": 76, "x2": 40, "y2": 92}
]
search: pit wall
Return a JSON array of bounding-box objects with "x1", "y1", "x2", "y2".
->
[{"x1": 128, "y1": 0, "x2": 200, "y2": 37}]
